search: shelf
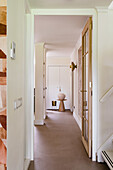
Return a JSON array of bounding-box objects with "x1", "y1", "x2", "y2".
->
[
  {"x1": 0, "y1": 72, "x2": 6, "y2": 77},
  {"x1": 0, "y1": 23, "x2": 6, "y2": 35},
  {"x1": 0, "y1": 6, "x2": 7, "y2": 36},
  {"x1": 0, "y1": 49, "x2": 6, "y2": 59},
  {"x1": 0, "y1": 77, "x2": 6, "y2": 85}
]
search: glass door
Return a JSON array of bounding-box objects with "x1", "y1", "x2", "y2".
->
[{"x1": 81, "y1": 17, "x2": 92, "y2": 158}]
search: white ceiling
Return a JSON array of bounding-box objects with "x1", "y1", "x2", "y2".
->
[
  {"x1": 33, "y1": 0, "x2": 112, "y2": 57},
  {"x1": 29, "y1": 0, "x2": 112, "y2": 9},
  {"x1": 34, "y1": 15, "x2": 88, "y2": 57}
]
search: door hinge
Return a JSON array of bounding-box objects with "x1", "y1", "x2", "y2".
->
[
  {"x1": 91, "y1": 90, "x2": 93, "y2": 96},
  {"x1": 90, "y1": 22, "x2": 93, "y2": 30}
]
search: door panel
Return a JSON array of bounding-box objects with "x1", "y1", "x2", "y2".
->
[
  {"x1": 60, "y1": 67, "x2": 70, "y2": 109},
  {"x1": 43, "y1": 48, "x2": 46, "y2": 118},
  {"x1": 46, "y1": 66, "x2": 70, "y2": 110},
  {"x1": 78, "y1": 47, "x2": 82, "y2": 117},
  {"x1": 47, "y1": 67, "x2": 59, "y2": 109},
  {"x1": 82, "y1": 17, "x2": 92, "y2": 158}
]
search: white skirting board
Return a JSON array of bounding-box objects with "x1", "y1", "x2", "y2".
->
[
  {"x1": 24, "y1": 159, "x2": 30, "y2": 170},
  {"x1": 34, "y1": 119, "x2": 44, "y2": 125},
  {"x1": 73, "y1": 111, "x2": 82, "y2": 131},
  {"x1": 44, "y1": 113, "x2": 47, "y2": 120}
]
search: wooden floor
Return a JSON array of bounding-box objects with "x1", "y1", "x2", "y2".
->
[{"x1": 29, "y1": 111, "x2": 108, "y2": 170}]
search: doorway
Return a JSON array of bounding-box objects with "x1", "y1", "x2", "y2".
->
[
  {"x1": 29, "y1": 11, "x2": 97, "y2": 163},
  {"x1": 34, "y1": 15, "x2": 92, "y2": 156},
  {"x1": 34, "y1": 15, "x2": 89, "y2": 124}
]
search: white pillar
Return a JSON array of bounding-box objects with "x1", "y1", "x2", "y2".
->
[{"x1": 35, "y1": 43, "x2": 44, "y2": 125}]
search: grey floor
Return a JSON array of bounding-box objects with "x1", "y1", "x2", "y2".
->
[{"x1": 29, "y1": 111, "x2": 108, "y2": 170}]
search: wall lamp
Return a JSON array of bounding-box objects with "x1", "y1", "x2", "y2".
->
[{"x1": 70, "y1": 62, "x2": 77, "y2": 72}]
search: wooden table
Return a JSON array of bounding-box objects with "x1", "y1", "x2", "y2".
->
[{"x1": 57, "y1": 99, "x2": 67, "y2": 112}]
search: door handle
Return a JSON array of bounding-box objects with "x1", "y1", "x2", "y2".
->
[
  {"x1": 80, "y1": 90, "x2": 87, "y2": 92},
  {"x1": 43, "y1": 87, "x2": 47, "y2": 90}
]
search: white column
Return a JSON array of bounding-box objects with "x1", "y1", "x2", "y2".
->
[{"x1": 35, "y1": 43, "x2": 44, "y2": 125}]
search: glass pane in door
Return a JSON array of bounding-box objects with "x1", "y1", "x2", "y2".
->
[
  {"x1": 83, "y1": 52, "x2": 89, "y2": 142},
  {"x1": 82, "y1": 17, "x2": 92, "y2": 158},
  {"x1": 86, "y1": 30, "x2": 89, "y2": 53}
]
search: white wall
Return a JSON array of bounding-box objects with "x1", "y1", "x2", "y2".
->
[
  {"x1": 46, "y1": 56, "x2": 70, "y2": 66},
  {"x1": 70, "y1": 35, "x2": 82, "y2": 130},
  {"x1": 24, "y1": 13, "x2": 33, "y2": 163},
  {"x1": 97, "y1": 9, "x2": 113, "y2": 151},
  {"x1": 7, "y1": 0, "x2": 25, "y2": 169}
]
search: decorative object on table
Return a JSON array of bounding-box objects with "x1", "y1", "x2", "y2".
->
[
  {"x1": 57, "y1": 93, "x2": 67, "y2": 112},
  {"x1": 58, "y1": 93, "x2": 66, "y2": 100}
]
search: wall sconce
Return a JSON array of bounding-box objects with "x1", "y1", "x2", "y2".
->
[{"x1": 70, "y1": 62, "x2": 77, "y2": 71}]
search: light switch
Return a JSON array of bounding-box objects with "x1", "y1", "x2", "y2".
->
[
  {"x1": 14, "y1": 101, "x2": 17, "y2": 110},
  {"x1": 10, "y1": 42, "x2": 16, "y2": 59},
  {"x1": 89, "y1": 81, "x2": 92, "y2": 88},
  {"x1": 14, "y1": 98, "x2": 22, "y2": 110}
]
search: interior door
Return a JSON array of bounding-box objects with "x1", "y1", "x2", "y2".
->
[
  {"x1": 47, "y1": 66, "x2": 70, "y2": 110},
  {"x1": 78, "y1": 47, "x2": 82, "y2": 117},
  {"x1": 43, "y1": 48, "x2": 46, "y2": 119},
  {"x1": 60, "y1": 66, "x2": 70, "y2": 109},
  {"x1": 81, "y1": 17, "x2": 92, "y2": 158},
  {"x1": 47, "y1": 66, "x2": 59, "y2": 110}
]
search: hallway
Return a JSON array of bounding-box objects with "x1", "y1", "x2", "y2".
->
[{"x1": 29, "y1": 111, "x2": 108, "y2": 170}]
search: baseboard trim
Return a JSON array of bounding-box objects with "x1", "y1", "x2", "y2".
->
[
  {"x1": 24, "y1": 159, "x2": 30, "y2": 170},
  {"x1": 34, "y1": 119, "x2": 44, "y2": 125},
  {"x1": 73, "y1": 111, "x2": 82, "y2": 131},
  {"x1": 44, "y1": 114, "x2": 47, "y2": 119}
]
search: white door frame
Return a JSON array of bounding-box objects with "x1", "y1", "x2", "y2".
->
[{"x1": 30, "y1": 9, "x2": 98, "y2": 161}]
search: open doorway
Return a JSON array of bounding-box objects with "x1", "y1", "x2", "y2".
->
[
  {"x1": 28, "y1": 14, "x2": 104, "y2": 170},
  {"x1": 34, "y1": 15, "x2": 89, "y2": 123},
  {"x1": 34, "y1": 14, "x2": 92, "y2": 157}
]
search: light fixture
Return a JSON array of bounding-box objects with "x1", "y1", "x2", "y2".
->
[{"x1": 70, "y1": 62, "x2": 77, "y2": 71}]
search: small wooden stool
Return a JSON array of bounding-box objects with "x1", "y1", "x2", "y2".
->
[{"x1": 57, "y1": 99, "x2": 67, "y2": 112}]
